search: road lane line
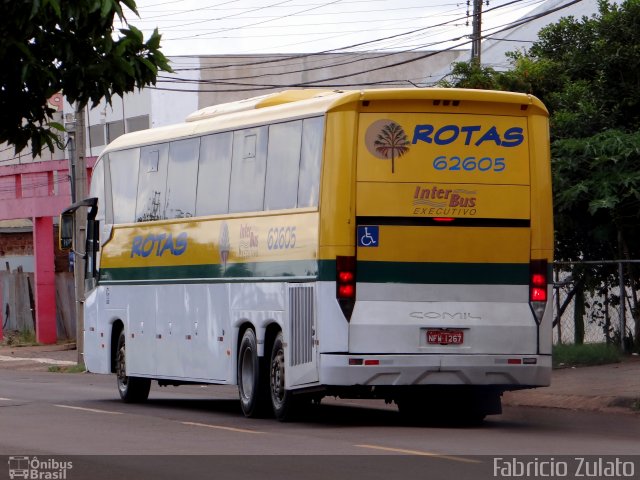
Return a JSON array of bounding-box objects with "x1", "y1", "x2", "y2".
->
[
  {"x1": 182, "y1": 421, "x2": 265, "y2": 434},
  {"x1": 0, "y1": 398, "x2": 12, "y2": 401},
  {"x1": 54, "y1": 404, "x2": 123, "y2": 415},
  {"x1": 354, "y1": 444, "x2": 481, "y2": 464}
]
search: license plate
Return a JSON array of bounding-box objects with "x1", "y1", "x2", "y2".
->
[{"x1": 427, "y1": 330, "x2": 464, "y2": 345}]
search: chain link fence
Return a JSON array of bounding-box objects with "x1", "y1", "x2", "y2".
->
[{"x1": 553, "y1": 261, "x2": 639, "y2": 350}]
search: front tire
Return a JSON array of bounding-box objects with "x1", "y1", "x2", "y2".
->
[
  {"x1": 116, "y1": 330, "x2": 151, "y2": 403},
  {"x1": 237, "y1": 329, "x2": 269, "y2": 417}
]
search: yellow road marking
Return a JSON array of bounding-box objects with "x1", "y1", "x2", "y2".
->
[
  {"x1": 354, "y1": 444, "x2": 481, "y2": 464},
  {"x1": 54, "y1": 404, "x2": 123, "y2": 415},
  {"x1": 182, "y1": 421, "x2": 265, "y2": 434}
]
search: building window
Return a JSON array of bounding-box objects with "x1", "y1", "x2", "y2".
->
[
  {"x1": 106, "y1": 120, "x2": 125, "y2": 143},
  {"x1": 88, "y1": 124, "x2": 105, "y2": 147},
  {"x1": 127, "y1": 115, "x2": 150, "y2": 133}
]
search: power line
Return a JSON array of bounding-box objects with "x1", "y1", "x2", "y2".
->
[
  {"x1": 167, "y1": 0, "x2": 533, "y2": 73},
  {"x1": 158, "y1": 0, "x2": 537, "y2": 86},
  {"x1": 145, "y1": 0, "x2": 584, "y2": 93}
]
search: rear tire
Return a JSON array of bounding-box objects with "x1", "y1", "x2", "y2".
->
[
  {"x1": 116, "y1": 330, "x2": 151, "y2": 403},
  {"x1": 237, "y1": 329, "x2": 269, "y2": 417},
  {"x1": 269, "y1": 332, "x2": 297, "y2": 421}
]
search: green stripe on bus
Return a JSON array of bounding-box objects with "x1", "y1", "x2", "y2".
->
[
  {"x1": 101, "y1": 260, "x2": 529, "y2": 285},
  {"x1": 101, "y1": 260, "x2": 319, "y2": 283},
  {"x1": 356, "y1": 261, "x2": 529, "y2": 285}
]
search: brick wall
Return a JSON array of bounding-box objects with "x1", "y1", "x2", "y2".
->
[
  {"x1": 0, "y1": 231, "x2": 33, "y2": 257},
  {"x1": 0, "y1": 227, "x2": 70, "y2": 273}
]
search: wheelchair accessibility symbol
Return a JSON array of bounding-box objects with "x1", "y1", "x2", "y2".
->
[{"x1": 357, "y1": 226, "x2": 379, "y2": 247}]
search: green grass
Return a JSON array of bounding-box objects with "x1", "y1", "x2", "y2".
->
[
  {"x1": 1, "y1": 329, "x2": 40, "y2": 346},
  {"x1": 48, "y1": 364, "x2": 86, "y2": 373},
  {"x1": 553, "y1": 343, "x2": 621, "y2": 368}
]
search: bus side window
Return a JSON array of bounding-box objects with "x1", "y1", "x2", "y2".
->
[
  {"x1": 298, "y1": 117, "x2": 323, "y2": 208},
  {"x1": 195, "y1": 132, "x2": 232, "y2": 216},
  {"x1": 109, "y1": 148, "x2": 140, "y2": 224},
  {"x1": 229, "y1": 127, "x2": 268, "y2": 213},
  {"x1": 165, "y1": 138, "x2": 200, "y2": 219},
  {"x1": 264, "y1": 120, "x2": 302, "y2": 211},
  {"x1": 136, "y1": 144, "x2": 169, "y2": 222}
]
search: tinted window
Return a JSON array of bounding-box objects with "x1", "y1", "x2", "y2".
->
[
  {"x1": 89, "y1": 159, "x2": 106, "y2": 223},
  {"x1": 136, "y1": 144, "x2": 169, "y2": 222},
  {"x1": 229, "y1": 127, "x2": 267, "y2": 213},
  {"x1": 264, "y1": 121, "x2": 302, "y2": 211},
  {"x1": 196, "y1": 132, "x2": 233, "y2": 216},
  {"x1": 165, "y1": 138, "x2": 200, "y2": 219},
  {"x1": 109, "y1": 148, "x2": 140, "y2": 224},
  {"x1": 298, "y1": 117, "x2": 323, "y2": 208}
]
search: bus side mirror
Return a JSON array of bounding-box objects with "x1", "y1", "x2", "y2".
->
[{"x1": 59, "y1": 212, "x2": 74, "y2": 251}]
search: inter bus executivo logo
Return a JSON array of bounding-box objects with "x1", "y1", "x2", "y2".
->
[
  {"x1": 365, "y1": 120, "x2": 410, "y2": 173},
  {"x1": 8, "y1": 456, "x2": 73, "y2": 479}
]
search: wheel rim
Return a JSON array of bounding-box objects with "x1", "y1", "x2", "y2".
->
[
  {"x1": 116, "y1": 341, "x2": 128, "y2": 393},
  {"x1": 270, "y1": 346, "x2": 285, "y2": 407},
  {"x1": 240, "y1": 346, "x2": 254, "y2": 400}
]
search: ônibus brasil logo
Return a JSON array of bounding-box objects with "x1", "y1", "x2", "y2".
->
[{"x1": 365, "y1": 120, "x2": 410, "y2": 173}]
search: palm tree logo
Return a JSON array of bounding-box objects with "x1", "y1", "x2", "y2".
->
[{"x1": 369, "y1": 121, "x2": 410, "y2": 173}]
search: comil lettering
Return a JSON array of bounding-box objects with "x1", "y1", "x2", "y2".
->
[{"x1": 412, "y1": 124, "x2": 524, "y2": 147}]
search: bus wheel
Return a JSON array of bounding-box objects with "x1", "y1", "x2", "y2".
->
[
  {"x1": 269, "y1": 331, "x2": 296, "y2": 421},
  {"x1": 237, "y1": 329, "x2": 269, "y2": 417},
  {"x1": 116, "y1": 330, "x2": 150, "y2": 403}
]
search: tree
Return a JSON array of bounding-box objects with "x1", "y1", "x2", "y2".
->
[
  {"x1": 373, "y1": 122, "x2": 410, "y2": 173},
  {"x1": 0, "y1": 0, "x2": 172, "y2": 155},
  {"x1": 440, "y1": 0, "x2": 640, "y2": 347}
]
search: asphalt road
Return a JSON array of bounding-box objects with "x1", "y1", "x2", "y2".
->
[{"x1": 0, "y1": 371, "x2": 639, "y2": 480}]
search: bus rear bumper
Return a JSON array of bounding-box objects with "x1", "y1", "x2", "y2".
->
[{"x1": 318, "y1": 353, "x2": 551, "y2": 388}]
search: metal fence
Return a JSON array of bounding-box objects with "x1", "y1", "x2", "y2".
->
[{"x1": 553, "y1": 260, "x2": 639, "y2": 350}]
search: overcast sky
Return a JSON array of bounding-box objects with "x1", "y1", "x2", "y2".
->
[{"x1": 120, "y1": 0, "x2": 543, "y2": 56}]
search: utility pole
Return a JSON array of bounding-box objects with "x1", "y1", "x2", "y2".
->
[
  {"x1": 471, "y1": 0, "x2": 483, "y2": 64},
  {"x1": 66, "y1": 105, "x2": 87, "y2": 364}
]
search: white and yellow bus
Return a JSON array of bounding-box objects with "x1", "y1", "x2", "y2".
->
[{"x1": 62, "y1": 88, "x2": 553, "y2": 422}]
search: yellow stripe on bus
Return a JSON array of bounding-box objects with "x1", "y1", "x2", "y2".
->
[{"x1": 101, "y1": 212, "x2": 319, "y2": 269}]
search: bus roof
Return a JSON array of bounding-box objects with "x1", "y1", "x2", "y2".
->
[{"x1": 101, "y1": 88, "x2": 547, "y2": 154}]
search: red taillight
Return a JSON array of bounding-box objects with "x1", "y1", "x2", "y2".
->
[
  {"x1": 337, "y1": 256, "x2": 356, "y2": 298},
  {"x1": 531, "y1": 287, "x2": 546, "y2": 302},
  {"x1": 337, "y1": 255, "x2": 356, "y2": 320},
  {"x1": 529, "y1": 260, "x2": 548, "y2": 302},
  {"x1": 338, "y1": 284, "x2": 355, "y2": 298},
  {"x1": 529, "y1": 259, "x2": 548, "y2": 325},
  {"x1": 338, "y1": 271, "x2": 354, "y2": 284},
  {"x1": 531, "y1": 273, "x2": 546, "y2": 287}
]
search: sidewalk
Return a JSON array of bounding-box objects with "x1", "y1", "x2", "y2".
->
[
  {"x1": 0, "y1": 343, "x2": 78, "y2": 371},
  {"x1": 0, "y1": 343, "x2": 638, "y2": 414},
  {"x1": 503, "y1": 355, "x2": 640, "y2": 414}
]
